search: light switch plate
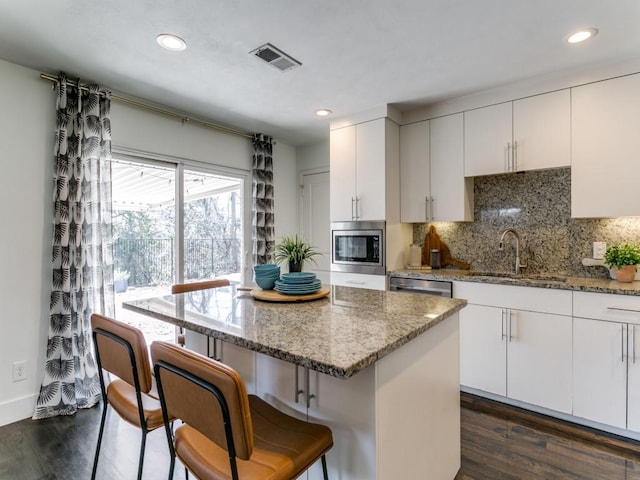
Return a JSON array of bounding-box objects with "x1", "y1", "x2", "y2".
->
[{"x1": 593, "y1": 242, "x2": 607, "y2": 260}]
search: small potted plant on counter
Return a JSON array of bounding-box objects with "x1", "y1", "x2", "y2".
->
[
  {"x1": 604, "y1": 243, "x2": 640, "y2": 283},
  {"x1": 274, "y1": 234, "x2": 321, "y2": 272}
]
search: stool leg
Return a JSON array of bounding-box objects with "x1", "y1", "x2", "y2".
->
[
  {"x1": 90, "y1": 402, "x2": 108, "y2": 480},
  {"x1": 137, "y1": 429, "x2": 148, "y2": 480},
  {"x1": 321, "y1": 454, "x2": 329, "y2": 480}
]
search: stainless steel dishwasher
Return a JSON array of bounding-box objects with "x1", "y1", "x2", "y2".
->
[{"x1": 388, "y1": 276, "x2": 453, "y2": 298}]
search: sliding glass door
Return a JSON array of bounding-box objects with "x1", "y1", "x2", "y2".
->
[{"x1": 111, "y1": 154, "x2": 247, "y2": 343}]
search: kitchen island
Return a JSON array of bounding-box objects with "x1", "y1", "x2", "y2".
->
[{"x1": 123, "y1": 284, "x2": 467, "y2": 480}]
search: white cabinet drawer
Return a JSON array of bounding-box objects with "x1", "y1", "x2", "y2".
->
[
  {"x1": 574, "y1": 291, "x2": 640, "y2": 324},
  {"x1": 453, "y1": 281, "x2": 572, "y2": 315},
  {"x1": 330, "y1": 272, "x2": 387, "y2": 291}
]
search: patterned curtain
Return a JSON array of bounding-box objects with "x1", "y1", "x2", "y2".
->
[
  {"x1": 252, "y1": 134, "x2": 275, "y2": 265},
  {"x1": 33, "y1": 73, "x2": 115, "y2": 420}
]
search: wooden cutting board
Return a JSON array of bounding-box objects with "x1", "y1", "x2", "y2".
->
[
  {"x1": 250, "y1": 286, "x2": 330, "y2": 302},
  {"x1": 423, "y1": 224, "x2": 470, "y2": 269},
  {"x1": 423, "y1": 225, "x2": 442, "y2": 266}
]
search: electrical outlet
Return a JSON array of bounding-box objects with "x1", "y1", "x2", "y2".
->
[
  {"x1": 12, "y1": 361, "x2": 27, "y2": 382},
  {"x1": 593, "y1": 242, "x2": 607, "y2": 260}
]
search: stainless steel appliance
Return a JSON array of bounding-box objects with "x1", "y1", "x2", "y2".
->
[
  {"x1": 331, "y1": 221, "x2": 385, "y2": 275},
  {"x1": 389, "y1": 276, "x2": 453, "y2": 297}
]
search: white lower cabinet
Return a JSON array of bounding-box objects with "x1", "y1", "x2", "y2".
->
[
  {"x1": 330, "y1": 271, "x2": 387, "y2": 290},
  {"x1": 256, "y1": 315, "x2": 461, "y2": 480},
  {"x1": 255, "y1": 353, "x2": 375, "y2": 480},
  {"x1": 507, "y1": 309, "x2": 572, "y2": 413},
  {"x1": 573, "y1": 317, "x2": 627, "y2": 428},
  {"x1": 459, "y1": 304, "x2": 506, "y2": 396},
  {"x1": 457, "y1": 282, "x2": 572, "y2": 414},
  {"x1": 572, "y1": 291, "x2": 640, "y2": 432}
]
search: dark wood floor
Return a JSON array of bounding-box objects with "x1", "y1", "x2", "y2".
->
[
  {"x1": 2, "y1": 395, "x2": 640, "y2": 479},
  {"x1": 456, "y1": 395, "x2": 640, "y2": 480}
]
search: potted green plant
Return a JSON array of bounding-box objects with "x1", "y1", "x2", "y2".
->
[
  {"x1": 604, "y1": 243, "x2": 640, "y2": 283},
  {"x1": 274, "y1": 234, "x2": 321, "y2": 272}
]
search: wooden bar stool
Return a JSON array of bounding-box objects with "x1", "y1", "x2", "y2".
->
[
  {"x1": 151, "y1": 340, "x2": 333, "y2": 480},
  {"x1": 90, "y1": 314, "x2": 171, "y2": 480}
]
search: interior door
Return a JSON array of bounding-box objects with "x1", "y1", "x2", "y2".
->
[{"x1": 301, "y1": 170, "x2": 330, "y2": 284}]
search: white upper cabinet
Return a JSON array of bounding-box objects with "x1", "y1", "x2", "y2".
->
[
  {"x1": 400, "y1": 113, "x2": 473, "y2": 222},
  {"x1": 355, "y1": 119, "x2": 386, "y2": 221},
  {"x1": 464, "y1": 102, "x2": 512, "y2": 176},
  {"x1": 571, "y1": 73, "x2": 640, "y2": 218},
  {"x1": 430, "y1": 113, "x2": 473, "y2": 221},
  {"x1": 512, "y1": 89, "x2": 571, "y2": 171},
  {"x1": 399, "y1": 120, "x2": 430, "y2": 223},
  {"x1": 330, "y1": 119, "x2": 387, "y2": 222},
  {"x1": 464, "y1": 90, "x2": 571, "y2": 176},
  {"x1": 329, "y1": 125, "x2": 357, "y2": 222}
]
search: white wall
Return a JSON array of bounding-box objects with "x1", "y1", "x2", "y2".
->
[
  {"x1": 0, "y1": 59, "x2": 54, "y2": 426},
  {"x1": 296, "y1": 139, "x2": 329, "y2": 173},
  {"x1": 0, "y1": 59, "x2": 300, "y2": 426}
]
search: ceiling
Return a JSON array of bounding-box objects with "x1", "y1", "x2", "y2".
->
[{"x1": 1, "y1": 1, "x2": 640, "y2": 146}]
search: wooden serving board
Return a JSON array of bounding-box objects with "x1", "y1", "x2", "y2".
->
[{"x1": 250, "y1": 286, "x2": 330, "y2": 302}]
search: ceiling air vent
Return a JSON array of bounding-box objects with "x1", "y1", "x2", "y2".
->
[{"x1": 250, "y1": 43, "x2": 301, "y2": 72}]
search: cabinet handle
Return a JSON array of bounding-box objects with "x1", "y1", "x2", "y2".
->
[
  {"x1": 425, "y1": 197, "x2": 430, "y2": 221},
  {"x1": 294, "y1": 365, "x2": 304, "y2": 403},
  {"x1": 607, "y1": 306, "x2": 640, "y2": 314},
  {"x1": 207, "y1": 337, "x2": 222, "y2": 362},
  {"x1": 430, "y1": 196, "x2": 435, "y2": 220},
  {"x1": 304, "y1": 367, "x2": 316, "y2": 408},
  {"x1": 346, "y1": 280, "x2": 366, "y2": 285},
  {"x1": 501, "y1": 309, "x2": 506, "y2": 340},
  {"x1": 513, "y1": 141, "x2": 518, "y2": 171},
  {"x1": 508, "y1": 310, "x2": 514, "y2": 342},
  {"x1": 355, "y1": 197, "x2": 360, "y2": 220},
  {"x1": 633, "y1": 325, "x2": 636, "y2": 364},
  {"x1": 506, "y1": 142, "x2": 512, "y2": 172},
  {"x1": 622, "y1": 324, "x2": 626, "y2": 363},
  {"x1": 351, "y1": 197, "x2": 356, "y2": 220}
]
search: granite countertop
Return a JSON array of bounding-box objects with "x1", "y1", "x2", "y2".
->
[
  {"x1": 123, "y1": 284, "x2": 466, "y2": 379},
  {"x1": 389, "y1": 269, "x2": 640, "y2": 296}
]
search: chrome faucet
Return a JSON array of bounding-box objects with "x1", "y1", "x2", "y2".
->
[{"x1": 499, "y1": 229, "x2": 527, "y2": 275}]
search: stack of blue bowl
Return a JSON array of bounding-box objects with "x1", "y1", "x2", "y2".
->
[{"x1": 253, "y1": 263, "x2": 281, "y2": 290}]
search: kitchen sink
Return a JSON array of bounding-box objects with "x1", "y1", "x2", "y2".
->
[{"x1": 466, "y1": 271, "x2": 568, "y2": 283}]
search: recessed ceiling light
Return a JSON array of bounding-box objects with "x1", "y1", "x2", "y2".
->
[
  {"x1": 316, "y1": 109, "x2": 332, "y2": 117},
  {"x1": 156, "y1": 33, "x2": 187, "y2": 51},
  {"x1": 567, "y1": 28, "x2": 598, "y2": 44}
]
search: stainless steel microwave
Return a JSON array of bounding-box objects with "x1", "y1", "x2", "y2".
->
[{"x1": 331, "y1": 221, "x2": 385, "y2": 275}]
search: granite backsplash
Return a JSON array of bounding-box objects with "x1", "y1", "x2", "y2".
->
[{"x1": 413, "y1": 167, "x2": 640, "y2": 278}]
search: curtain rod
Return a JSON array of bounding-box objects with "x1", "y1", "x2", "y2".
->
[{"x1": 40, "y1": 73, "x2": 254, "y2": 140}]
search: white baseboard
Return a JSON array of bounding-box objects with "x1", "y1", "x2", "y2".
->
[{"x1": 0, "y1": 393, "x2": 37, "y2": 427}]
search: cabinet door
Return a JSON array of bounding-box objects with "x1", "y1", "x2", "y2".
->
[
  {"x1": 307, "y1": 369, "x2": 376, "y2": 480},
  {"x1": 399, "y1": 120, "x2": 430, "y2": 222},
  {"x1": 221, "y1": 342, "x2": 256, "y2": 395},
  {"x1": 573, "y1": 317, "x2": 627, "y2": 428},
  {"x1": 627, "y1": 324, "x2": 640, "y2": 432},
  {"x1": 507, "y1": 310, "x2": 572, "y2": 413},
  {"x1": 572, "y1": 73, "x2": 640, "y2": 217},
  {"x1": 464, "y1": 102, "x2": 512, "y2": 176},
  {"x1": 355, "y1": 119, "x2": 386, "y2": 220},
  {"x1": 513, "y1": 89, "x2": 570, "y2": 171},
  {"x1": 255, "y1": 353, "x2": 307, "y2": 421},
  {"x1": 430, "y1": 113, "x2": 473, "y2": 221},
  {"x1": 459, "y1": 304, "x2": 506, "y2": 396},
  {"x1": 329, "y1": 125, "x2": 356, "y2": 221}
]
